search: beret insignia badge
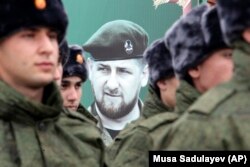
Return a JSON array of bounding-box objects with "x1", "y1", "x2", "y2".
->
[{"x1": 124, "y1": 40, "x2": 133, "y2": 55}]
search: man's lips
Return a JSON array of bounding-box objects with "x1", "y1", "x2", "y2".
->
[
  {"x1": 35, "y1": 62, "x2": 54, "y2": 71},
  {"x1": 65, "y1": 105, "x2": 77, "y2": 111},
  {"x1": 104, "y1": 92, "x2": 121, "y2": 97}
]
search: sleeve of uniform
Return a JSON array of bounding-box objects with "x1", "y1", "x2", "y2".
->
[
  {"x1": 107, "y1": 127, "x2": 153, "y2": 167},
  {"x1": 57, "y1": 109, "x2": 105, "y2": 167},
  {"x1": 165, "y1": 112, "x2": 240, "y2": 150}
]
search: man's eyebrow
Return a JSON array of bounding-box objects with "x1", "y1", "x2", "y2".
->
[
  {"x1": 61, "y1": 80, "x2": 70, "y2": 84},
  {"x1": 22, "y1": 27, "x2": 57, "y2": 33},
  {"x1": 98, "y1": 64, "x2": 110, "y2": 68},
  {"x1": 117, "y1": 67, "x2": 130, "y2": 71}
]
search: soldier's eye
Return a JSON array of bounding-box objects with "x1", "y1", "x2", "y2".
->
[{"x1": 223, "y1": 52, "x2": 232, "y2": 59}]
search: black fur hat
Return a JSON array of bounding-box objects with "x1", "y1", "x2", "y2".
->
[
  {"x1": 201, "y1": 7, "x2": 229, "y2": 54},
  {"x1": 59, "y1": 39, "x2": 69, "y2": 66},
  {"x1": 143, "y1": 38, "x2": 174, "y2": 89},
  {"x1": 0, "y1": 0, "x2": 68, "y2": 43},
  {"x1": 63, "y1": 45, "x2": 88, "y2": 82},
  {"x1": 164, "y1": 5, "x2": 209, "y2": 78},
  {"x1": 217, "y1": 0, "x2": 250, "y2": 45}
]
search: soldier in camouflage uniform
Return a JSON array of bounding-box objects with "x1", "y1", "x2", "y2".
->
[
  {"x1": 107, "y1": 4, "x2": 234, "y2": 167},
  {"x1": 0, "y1": 0, "x2": 104, "y2": 166},
  {"x1": 165, "y1": 0, "x2": 250, "y2": 150},
  {"x1": 60, "y1": 44, "x2": 97, "y2": 123}
]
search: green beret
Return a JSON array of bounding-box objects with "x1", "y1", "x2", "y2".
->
[{"x1": 83, "y1": 20, "x2": 149, "y2": 61}]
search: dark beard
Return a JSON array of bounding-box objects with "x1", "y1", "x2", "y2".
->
[{"x1": 95, "y1": 95, "x2": 138, "y2": 119}]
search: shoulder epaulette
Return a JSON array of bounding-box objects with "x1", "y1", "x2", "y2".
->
[{"x1": 188, "y1": 86, "x2": 234, "y2": 115}]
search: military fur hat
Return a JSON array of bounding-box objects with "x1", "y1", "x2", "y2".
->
[
  {"x1": 143, "y1": 38, "x2": 174, "y2": 88},
  {"x1": 59, "y1": 39, "x2": 69, "y2": 66},
  {"x1": 63, "y1": 45, "x2": 88, "y2": 82},
  {"x1": 217, "y1": 0, "x2": 250, "y2": 45},
  {"x1": 164, "y1": 5, "x2": 209, "y2": 77},
  {"x1": 201, "y1": 7, "x2": 229, "y2": 54},
  {"x1": 83, "y1": 20, "x2": 149, "y2": 61},
  {"x1": 0, "y1": 0, "x2": 68, "y2": 43}
]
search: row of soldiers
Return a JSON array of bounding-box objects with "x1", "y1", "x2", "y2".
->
[{"x1": 0, "y1": 0, "x2": 249, "y2": 167}]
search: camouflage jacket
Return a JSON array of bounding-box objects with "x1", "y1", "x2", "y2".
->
[
  {"x1": 77, "y1": 104, "x2": 98, "y2": 124},
  {"x1": 142, "y1": 85, "x2": 173, "y2": 119},
  {"x1": 0, "y1": 81, "x2": 104, "y2": 167},
  {"x1": 106, "y1": 81, "x2": 201, "y2": 167},
  {"x1": 175, "y1": 80, "x2": 201, "y2": 114},
  {"x1": 165, "y1": 41, "x2": 250, "y2": 150}
]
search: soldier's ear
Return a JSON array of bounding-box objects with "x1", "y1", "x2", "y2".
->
[
  {"x1": 140, "y1": 64, "x2": 149, "y2": 87},
  {"x1": 242, "y1": 28, "x2": 250, "y2": 44},
  {"x1": 156, "y1": 79, "x2": 168, "y2": 91},
  {"x1": 87, "y1": 58, "x2": 93, "y2": 80},
  {"x1": 188, "y1": 66, "x2": 200, "y2": 79}
]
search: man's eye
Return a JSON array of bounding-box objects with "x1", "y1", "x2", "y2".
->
[
  {"x1": 22, "y1": 33, "x2": 35, "y2": 38},
  {"x1": 98, "y1": 67, "x2": 109, "y2": 72},
  {"x1": 60, "y1": 84, "x2": 67, "y2": 90},
  {"x1": 224, "y1": 52, "x2": 232, "y2": 59},
  {"x1": 75, "y1": 83, "x2": 82, "y2": 89},
  {"x1": 48, "y1": 32, "x2": 58, "y2": 40}
]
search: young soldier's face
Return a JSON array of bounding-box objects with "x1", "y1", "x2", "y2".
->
[
  {"x1": 193, "y1": 48, "x2": 233, "y2": 93},
  {"x1": 60, "y1": 76, "x2": 82, "y2": 112},
  {"x1": 0, "y1": 27, "x2": 59, "y2": 88},
  {"x1": 89, "y1": 59, "x2": 147, "y2": 119}
]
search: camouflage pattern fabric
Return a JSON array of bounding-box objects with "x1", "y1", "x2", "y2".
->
[
  {"x1": 106, "y1": 81, "x2": 200, "y2": 167},
  {"x1": 0, "y1": 81, "x2": 104, "y2": 167}
]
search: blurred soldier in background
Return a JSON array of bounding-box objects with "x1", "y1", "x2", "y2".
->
[{"x1": 165, "y1": 0, "x2": 250, "y2": 150}]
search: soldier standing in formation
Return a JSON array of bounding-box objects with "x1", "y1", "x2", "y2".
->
[{"x1": 0, "y1": 0, "x2": 104, "y2": 166}]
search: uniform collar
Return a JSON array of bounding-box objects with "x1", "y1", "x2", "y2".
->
[
  {"x1": 142, "y1": 85, "x2": 173, "y2": 119},
  {"x1": 0, "y1": 81, "x2": 62, "y2": 123},
  {"x1": 231, "y1": 40, "x2": 250, "y2": 88},
  {"x1": 175, "y1": 80, "x2": 201, "y2": 114}
]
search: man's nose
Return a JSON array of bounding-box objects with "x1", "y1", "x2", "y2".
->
[
  {"x1": 38, "y1": 33, "x2": 56, "y2": 57},
  {"x1": 67, "y1": 88, "x2": 78, "y2": 101},
  {"x1": 106, "y1": 72, "x2": 119, "y2": 92}
]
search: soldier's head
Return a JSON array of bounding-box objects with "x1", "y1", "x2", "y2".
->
[
  {"x1": 165, "y1": 5, "x2": 233, "y2": 93},
  {"x1": 0, "y1": 0, "x2": 68, "y2": 93},
  {"x1": 60, "y1": 45, "x2": 87, "y2": 112},
  {"x1": 143, "y1": 38, "x2": 178, "y2": 108},
  {"x1": 83, "y1": 20, "x2": 149, "y2": 119},
  {"x1": 217, "y1": 0, "x2": 250, "y2": 46}
]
